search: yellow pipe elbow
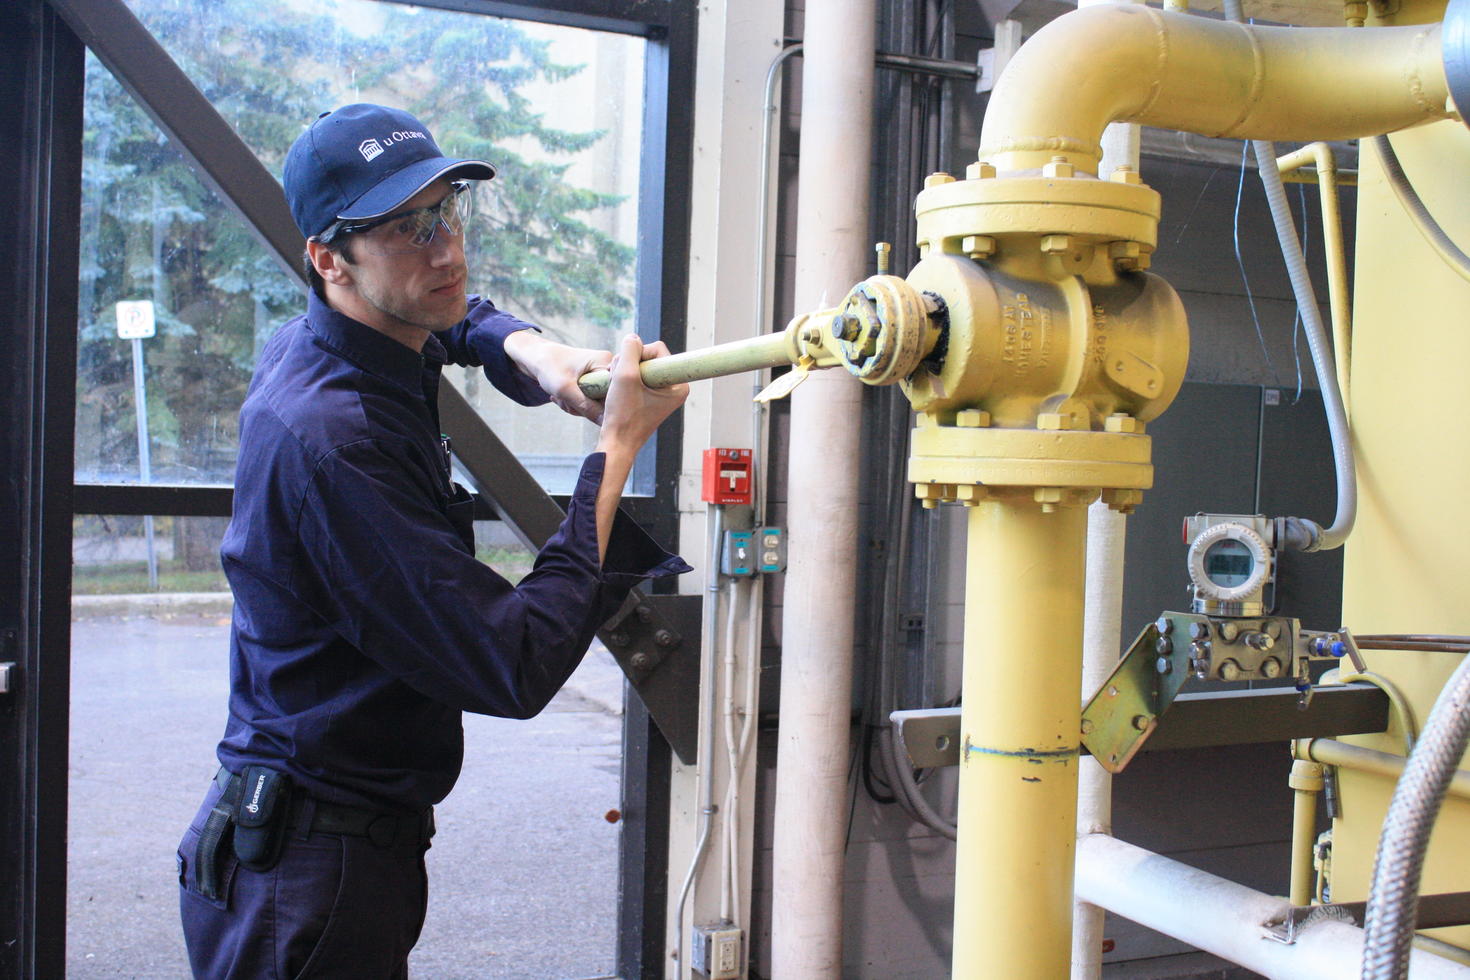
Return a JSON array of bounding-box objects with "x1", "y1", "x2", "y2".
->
[{"x1": 979, "y1": 5, "x2": 1452, "y2": 175}]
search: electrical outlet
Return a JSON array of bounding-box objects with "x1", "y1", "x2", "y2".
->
[
  {"x1": 692, "y1": 922, "x2": 743, "y2": 979},
  {"x1": 756, "y1": 526, "x2": 785, "y2": 573}
]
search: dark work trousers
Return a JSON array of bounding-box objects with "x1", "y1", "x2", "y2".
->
[{"x1": 177, "y1": 779, "x2": 431, "y2": 979}]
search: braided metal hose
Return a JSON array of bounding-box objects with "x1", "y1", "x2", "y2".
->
[{"x1": 1361, "y1": 653, "x2": 1470, "y2": 979}]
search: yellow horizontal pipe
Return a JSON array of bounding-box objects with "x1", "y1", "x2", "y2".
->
[
  {"x1": 979, "y1": 5, "x2": 1452, "y2": 174},
  {"x1": 577, "y1": 330, "x2": 797, "y2": 400},
  {"x1": 1300, "y1": 738, "x2": 1470, "y2": 801}
]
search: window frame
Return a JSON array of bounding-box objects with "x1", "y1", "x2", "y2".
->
[{"x1": 7, "y1": 0, "x2": 696, "y2": 975}]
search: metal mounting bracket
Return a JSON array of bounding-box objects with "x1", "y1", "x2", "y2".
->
[
  {"x1": 600, "y1": 592, "x2": 702, "y2": 766},
  {"x1": 1263, "y1": 891, "x2": 1470, "y2": 944},
  {"x1": 1080, "y1": 613, "x2": 1197, "y2": 773}
]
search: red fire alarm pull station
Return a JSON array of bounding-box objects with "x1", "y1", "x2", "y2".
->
[{"x1": 701, "y1": 448, "x2": 753, "y2": 506}]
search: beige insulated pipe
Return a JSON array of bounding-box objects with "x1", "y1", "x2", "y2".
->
[
  {"x1": 767, "y1": 0, "x2": 874, "y2": 976},
  {"x1": 979, "y1": 4, "x2": 1454, "y2": 175}
]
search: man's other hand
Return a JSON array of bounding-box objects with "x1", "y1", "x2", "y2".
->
[
  {"x1": 503, "y1": 330, "x2": 613, "y2": 423},
  {"x1": 596, "y1": 335, "x2": 688, "y2": 458}
]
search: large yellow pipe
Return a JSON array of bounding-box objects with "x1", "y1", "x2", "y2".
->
[
  {"x1": 956, "y1": 493, "x2": 1087, "y2": 978},
  {"x1": 979, "y1": 4, "x2": 1453, "y2": 174}
]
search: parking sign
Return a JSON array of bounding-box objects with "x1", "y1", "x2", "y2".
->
[{"x1": 116, "y1": 300, "x2": 156, "y2": 340}]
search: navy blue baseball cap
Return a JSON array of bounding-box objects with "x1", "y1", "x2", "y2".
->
[{"x1": 283, "y1": 103, "x2": 496, "y2": 239}]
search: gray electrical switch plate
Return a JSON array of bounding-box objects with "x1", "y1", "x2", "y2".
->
[{"x1": 721, "y1": 530, "x2": 755, "y2": 577}]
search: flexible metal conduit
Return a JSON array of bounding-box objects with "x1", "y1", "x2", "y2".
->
[
  {"x1": 1214, "y1": 0, "x2": 1356, "y2": 552},
  {"x1": 1075, "y1": 834, "x2": 1470, "y2": 979},
  {"x1": 978, "y1": 5, "x2": 1452, "y2": 176},
  {"x1": 1276, "y1": 144, "x2": 1353, "y2": 409},
  {"x1": 1362, "y1": 653, "x2": 1470, "y2": 980}
]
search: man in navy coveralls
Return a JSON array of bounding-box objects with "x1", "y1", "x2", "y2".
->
[{"x1": 176, "y1": 103, "x2": 690, "y2": 978}]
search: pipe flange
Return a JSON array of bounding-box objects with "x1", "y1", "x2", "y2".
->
[
  {"x1": 914, "y1": 170, "x2": 1162, "y2": 253},
  {"x1": 831, "y1": 275, "x2": 941, "y2": 386},
  {"x1": 907, "y1": 424, "x2": 1154, "y2": 491}
]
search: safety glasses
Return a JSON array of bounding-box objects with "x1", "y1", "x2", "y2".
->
[{"x1": 326, "y1": 181, "x2": 474, "y2": 255}]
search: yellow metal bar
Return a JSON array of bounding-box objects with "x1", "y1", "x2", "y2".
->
[
  {"x1": 955, "y1": 493, "x2": 1087, "y2": 978},
  {"x1": 1277, "y1": 143, "x2": 1353, "y2": 412},
  {"x1": 577, "y1": 331, "x2": 797, "y2": 400},
  {"x1": 1300, "y1": 737, "x2": 1470, "y2": 801},
  {"x1": 1288, "y1": 759, "x2": 1325, "y2": 906}
]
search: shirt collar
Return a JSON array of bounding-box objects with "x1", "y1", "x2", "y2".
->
[{"x1": 306, "y1": 291, "x2": 449, "y2": 391}]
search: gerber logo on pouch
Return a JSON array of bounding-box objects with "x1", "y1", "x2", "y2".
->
[{"x1": 233, "y1": 765, "x2": 292, "y2": 872}]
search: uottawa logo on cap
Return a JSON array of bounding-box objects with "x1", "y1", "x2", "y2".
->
[{"x1": 358, "y1": 130, "x2": 427, "y2": 163}]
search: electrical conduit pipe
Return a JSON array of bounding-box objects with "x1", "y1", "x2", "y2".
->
[{"x1": 768, "y1": 0, "x2": 874, "y2": 975}]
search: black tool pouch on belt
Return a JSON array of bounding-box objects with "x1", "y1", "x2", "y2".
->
[{"x1": 233, "y1": 765, "x2": 292, "y2": 872}]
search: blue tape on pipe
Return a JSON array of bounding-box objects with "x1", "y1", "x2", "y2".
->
[{"x1": 1446, "y1": 0, "x2": 1470, "y2": 125}]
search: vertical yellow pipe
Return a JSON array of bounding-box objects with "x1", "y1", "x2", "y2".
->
[
  {"x1": 1276, "y1": 143, "x2": 1352, "y2": 411},
  {"x1": 955, "y1": 493, "x2": 1087, "y2": 978},
  {"x1": 1288, "y1": 759, "x2": 1326, "y2": 907}
]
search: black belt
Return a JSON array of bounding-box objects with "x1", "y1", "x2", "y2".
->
[{"x1": 214, "y1": 767, "x2": 435, "y2": 850}]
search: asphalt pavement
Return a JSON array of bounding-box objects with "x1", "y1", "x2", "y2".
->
[{"x1": 67, "y1": 601, "x2": 628, "y2": 979}]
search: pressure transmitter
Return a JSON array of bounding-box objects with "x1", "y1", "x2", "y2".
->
[{"x1": 1183, "y1": 514, "x2": 1276, "y2": 617}]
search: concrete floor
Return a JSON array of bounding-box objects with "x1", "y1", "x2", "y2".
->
[{"x1": 67, "y1": 607, "x2": 628, "y2": 979}]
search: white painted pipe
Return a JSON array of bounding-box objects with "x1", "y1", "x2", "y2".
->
[
  {"x1": 1075, "y1": 834, "x2": 1470, "y2": 979},
  {"x1": 1072, "y1": 4, "x2": 1140, "y2": 967},
  {"x1": 1074, "y1": 499, "x2": 1128, "y2": 980},
  {"x1": 768, "y1": 0, "x2": 874, "y2": 974}
]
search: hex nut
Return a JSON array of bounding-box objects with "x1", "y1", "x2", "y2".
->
[
  {"x1": 1041, "y1": 234, "x2": 1072, "y2": 255},
  {"x1": 1043, "y1": 156, "x2": 1076, "y2": 179},
  {"x1": 1111, "y1": 166, "x2": 1142, "y2": 185},
  {"x1": 1155, "y1": 616, "x2": 1174, "y2": 635},
  {"x1": 1220, "y1": 622, "x2": 1240, "y2": 643},
  {"x1": 1156, "y1": 635, "x2": 1174, "y2": 656},
  {"x1": 967, "y1": 161, "x2": 997, "y2": 180},
  {"x1": 1189, "y1": 621, "x2": 1211, "y2": 641},
  {"x1": 962, "y1": 234, "x2": 996, "y2": 259},
  {"x1": 1104, "y1": 413, "x2": 1141, "y2": 434},
  {"x1": 1218, "y1": 659, "x2": 1242, "y2": 681},
  {"x1": 955, "y1": 409, "x2": 991, "y2": 428},
  {"x1": 1037, "y1": 412, "x2": 1076, "y2": 431},
  {"x1": 1262, "y1": 657, "x2": 1283, "y2": 678},
  {"x1": 1156, "y1": 656, "x2": 1173, "y2": 675},
  {"x1": 924, "y1": 172, "x2": 956, "y2": 188}
]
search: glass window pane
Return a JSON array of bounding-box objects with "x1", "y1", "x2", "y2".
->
[
  {"x1": 75, "y1": 51, "x2": 299, "y2": 485},
  {"x1": 82, "y1": 0, "x2": 648, "y2": 494}
]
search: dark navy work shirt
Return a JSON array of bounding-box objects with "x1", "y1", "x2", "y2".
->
[{"x1": 216, "y1": 292, "x2": 688, "y2": 813}]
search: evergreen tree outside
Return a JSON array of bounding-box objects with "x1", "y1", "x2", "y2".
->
[{"x1": 76, "y1": 0, "x2": 642, "y2": 499}]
